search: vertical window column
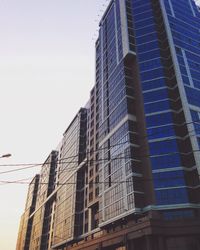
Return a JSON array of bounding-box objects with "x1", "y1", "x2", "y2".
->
[
  {"x1": 182, "y1": 49, "x2": 194, "y2": 88},
  {"x1": 188, "y1": 0, "x2": 197, "y2": 17},
  {"x1": 167, "y1": 0, "x2": 175, "y2": 17}
]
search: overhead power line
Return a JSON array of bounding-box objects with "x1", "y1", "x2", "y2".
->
[
  {"x1": 0, "y1": 165, "x2": 40, "y2": 175},
  {"x1": 0, "y1": 177, "x2": 33, "y2": 186},
  {"x1": 0, "y1": 174, "x2": 200, "y2": 186},
  {"x1": 0, "y1": 119, "x2": 199, "y2": 186},
  {"x1": 0, "y1": 118, "x2": 200, "y2": 169},
  {"x1": 0, "y1": 130, "x2": 199, "y2": 176},
  {"x1": 1, "y1": 145, "x2": 200, "y2": 176}
]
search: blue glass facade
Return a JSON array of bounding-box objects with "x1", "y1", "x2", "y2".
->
[
  {"x1": 95, "y1": 0, "x2": 200, "y2": 226},
  {"x1": 131, "y1": 0, "x2": 200, "y2": 211},
  {"x1": 163, "y1": 0, "x2": 200, "y2": 151}
]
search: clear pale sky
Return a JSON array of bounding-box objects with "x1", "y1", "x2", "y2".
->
[{"x1": 0, "y1": 0, "x2": 109, "y2": 249}]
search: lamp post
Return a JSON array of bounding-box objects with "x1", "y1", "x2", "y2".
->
[{"x1": 0, "y1": 154, "x2": 12, "y2": 158}]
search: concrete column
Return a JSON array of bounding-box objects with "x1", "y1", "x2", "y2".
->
[
  {"x1": 123, "y1": 234, "x2": 128, "y2": 250},
  {"x1": 88, "y1": 208, "x2": 92, "y2": 232},
  {"x1": 146, "y1": 236, "x2": 152, "y2": 250},
  {"x1": 98, "y1": 242, "x2": 102, "y2": 250},
  {"x1": 127, "y1": 240, "x2": 135, "y2": 250},
  {"x1": 197, "y1": 237, "x2": 200, "y2": 250},
  {"x1": 158, "y1": 236, "x2": 166, "y2": 250}
]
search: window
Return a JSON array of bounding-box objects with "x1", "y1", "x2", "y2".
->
[
  {"x1": 149, "y1": 139, "x2": 178, "y2": 155},
  {"x1": 163, "y1": 209, "x2": 194, "y2": 220},
  {"x1": 143, "y1": 88, "x2": 168, "y2": 103},
  {"x1": 156, "y1": 187, "x2": 189, "y2": 205},
  {"x1": 89, "y1": 192, "x2": 93, "y2": 201},
  {"x1": 89, "y1": 169, "x2": 93, "y2": 177},
  {"x1": 150, "y1": 154, "x2": 181, "y2": 170},
  {"x1": 146, "y1": 112, "x2": 173, "y2": 127},
  {"x1": 145, "y1": 100, "x2": 170, "y2": 114},
  {"x1": 153, "y1": 170, "x2": 185, "y2": 188}
]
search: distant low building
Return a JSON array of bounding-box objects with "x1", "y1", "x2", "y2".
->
[{"x1": 16, "y1": 174, "x2": 40, "y2": 250}]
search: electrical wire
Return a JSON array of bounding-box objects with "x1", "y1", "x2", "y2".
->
[
  {"x1": 0, "y1": 165, "x2": 41, "y2": 175},
  {"x1": 0, "y1": 177, "x2": 33, "y2": 186},
  {"x1": 0, "y1": 124, "x2": 200, "y2": 170},
  {"x1": 1, "y1": 118, "x2": 199, "y2": 168},
  {"x1": 0, "y1": 174, "x2": 200, "y2": 186},
  {"x1": 0, "y1": 120, "x2": 200, "y2": 186},
  {"x1": 0, "y1": 148, "x2": 198, "y2": 176},
  {"x1": 0, "y1": 132, "x2": 200, "y2": 177},
  {"x1": 0, "y1": 131, "x2": 199, "y2": 175}
]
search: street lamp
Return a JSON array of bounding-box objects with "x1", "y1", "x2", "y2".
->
[{"x1": 0, "y1": 154, "x2": 12, "y2": 158}]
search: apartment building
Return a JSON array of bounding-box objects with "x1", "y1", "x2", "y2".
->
[{"x1": 17, "y1": 1, "x2": 200, "y2": 249}]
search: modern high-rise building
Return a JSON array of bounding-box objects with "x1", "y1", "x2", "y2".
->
[
  {"x1": 28, "y1": 151, "x2": 58, "y2": 250},
  {"x1": 52, "y1": 108, "x2": 87, "y2": 247},
  {"x1": 17, "y1": 0, "x2": 200, "y2": 249}
]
